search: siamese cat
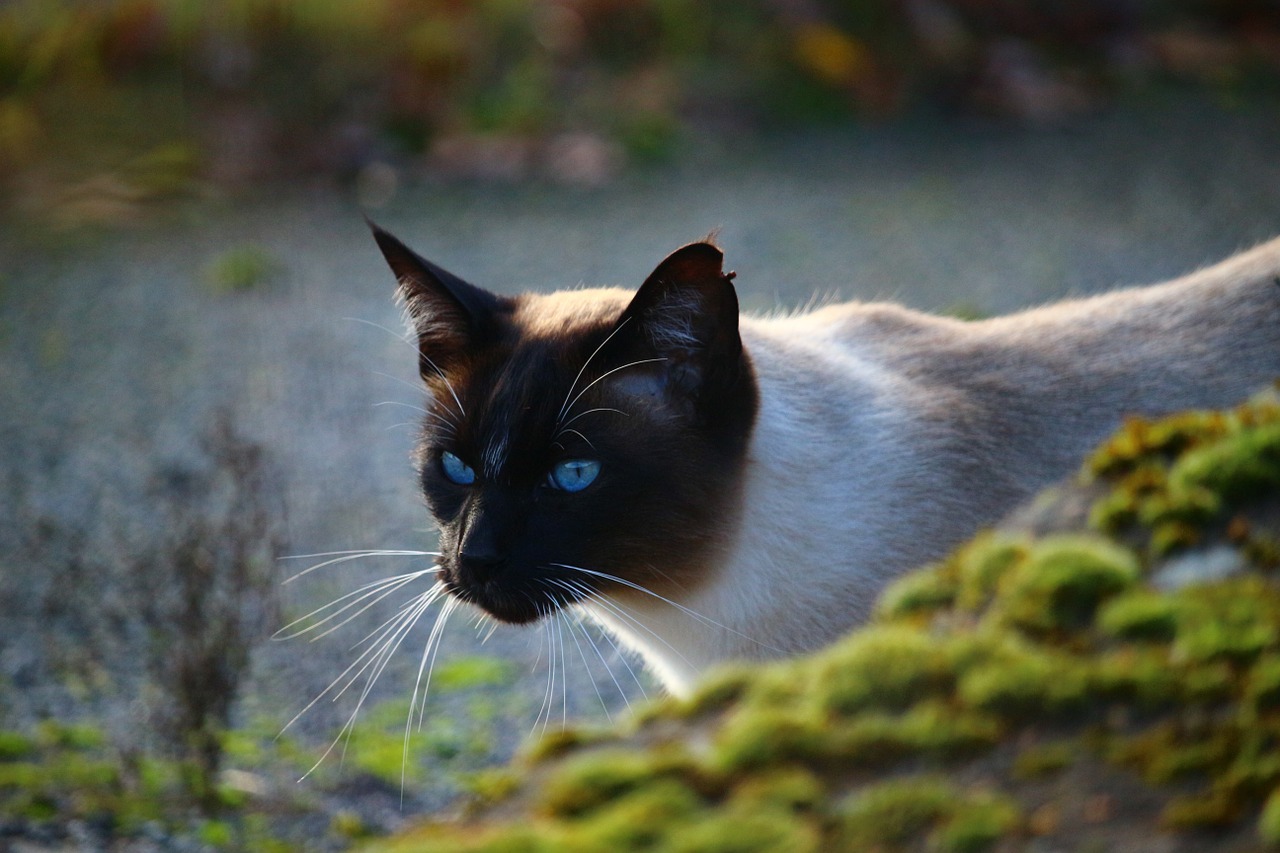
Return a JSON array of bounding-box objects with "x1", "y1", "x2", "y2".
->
[{"x1": 370, "y1": 225, "x2": 1280, "y2": 696}]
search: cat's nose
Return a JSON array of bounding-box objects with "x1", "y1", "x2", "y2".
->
[{"x1": 458, "y1": 545, "x2": 507, "y2": 578}]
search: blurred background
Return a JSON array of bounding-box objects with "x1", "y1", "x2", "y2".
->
[{"x1": 2, "y1": 1, "x2": 1280, "y2": 850}]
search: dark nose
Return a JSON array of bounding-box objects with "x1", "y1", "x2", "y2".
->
[
  {"x1": 456, "y1": 506, "x2": 512, "y2": 582},
  {"x1": 456, "y1": 490, "x2": 522, "y2": 582},
  {"x1": 458, "y1": 543, "x2": 507, "y2": 580}
]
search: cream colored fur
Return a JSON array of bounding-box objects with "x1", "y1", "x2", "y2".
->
[{"x1": 585, "y1": 237, "x2": 1280, "y2": 695}]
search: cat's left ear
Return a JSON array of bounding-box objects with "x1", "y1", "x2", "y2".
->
[{"x1": 613, "y1": 241, "x2": 745, "y2": 406}]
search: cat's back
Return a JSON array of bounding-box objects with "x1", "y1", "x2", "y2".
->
[{"x1": 741, "y1": 299, "x2": 969, "y2": 383}]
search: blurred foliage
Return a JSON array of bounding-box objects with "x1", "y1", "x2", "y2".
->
[
  {"x1": 204, "y1": 242, "x2": 282, "y2": 292},
  {"x1": 0, "y1": 672, "x2": 526, "y2": 849},
  {"x1": 0, "y1": 0, "x2": 1278, "y2": 225}
]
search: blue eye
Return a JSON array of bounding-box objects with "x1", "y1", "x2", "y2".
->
[
  {"x1": 548, "y1": 459, "x2": 600, "y2": 493},
  {"x1": 440, "y1": 451, "x2": 476, "y2": 486}
]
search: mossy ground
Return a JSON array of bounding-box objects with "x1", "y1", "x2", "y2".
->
[
  {"x1": 0, "y1": 655, "x2": 523, "y2": 850},
  {"x1": 361, "y1": 387, "x2": 1280, "y2": 852}
]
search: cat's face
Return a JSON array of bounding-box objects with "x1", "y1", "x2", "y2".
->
[{"x1": 372, "y1": 227, "x2": 758, "y2": 625}]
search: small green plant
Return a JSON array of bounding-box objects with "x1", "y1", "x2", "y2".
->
[{"x1": 205, "y1": 245, "x2": 282, "y2": 293}]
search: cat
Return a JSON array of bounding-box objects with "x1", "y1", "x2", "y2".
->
[{"x1": 370, "y1": 224, "x2": 1280, "y2": 696}]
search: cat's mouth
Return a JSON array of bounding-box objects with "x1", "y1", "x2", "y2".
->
[{"x1": 444, "y1": 575, "x2": 583, "y2": 626}]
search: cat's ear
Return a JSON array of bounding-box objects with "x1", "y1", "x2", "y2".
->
[
  {"x1": 612, "y1": 241, "x2": 745, "y2": 407},
  {"x1": 369, "y1": 222, "x2": 504, "y2": 375}
]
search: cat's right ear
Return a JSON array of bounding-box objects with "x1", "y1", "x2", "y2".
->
[{"x1": 369, "y1": 222, "x2": 504, "y2": 375}]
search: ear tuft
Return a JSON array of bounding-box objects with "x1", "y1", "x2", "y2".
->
[{"x1": 631, "y1": 242, "x2": 736, "y2": 353}]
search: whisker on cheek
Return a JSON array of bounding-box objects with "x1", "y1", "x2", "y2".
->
[
  {"x1": 279, "y1": 549, "x2": 440, "y2": 584},
  {"x1": 274, "y1": 568, "x2": 440, "y2": 642},
  {"x1": 553, "y1": 562, "x2": 781, "y2": 654},
  {"x1": 288, "y1": 580, "x2": 446, "y2": 781}
]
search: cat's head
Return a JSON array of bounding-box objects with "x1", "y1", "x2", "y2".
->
[{"x1": 371, "y1": 225, "x2": 758, "y2": 625}]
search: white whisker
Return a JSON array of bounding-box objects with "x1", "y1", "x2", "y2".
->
[
  {"x1": 561, "y1": 606, "x2": 617, "y2": 721},
  {"x1": 558, "y1": 407, "x2": 628, "y2": 431},
  {"x1": 274, "y1": 568, "x2": 438, "y2": 641},
  {"x1": 556, "y1": 428, "x2": 595, "y2": 450},
  {"x1": 556, "y1": 317, "x2": 632, "y2": 426},
  {"x1": 549, "y1": 578, "x2": 643, "y2": 707},
  {"x1": 560, "y1": 357, "x2": 667, "y2": 427},
  {"x1": 344, "y1": 316, "x2": 417, "y2": 349},
  {"x1": 554, "y1": 563, "x2": 783, "y2": 654},
  {"x1": 280, "y1": 549, "x2": 438, "y2": 584},
  {"x1": 577, "y1": 586, "x2": 700, "y2": 672},
  {"x1": 401, "y1": 597, "x2": 460, "y2": 801},
  {"x1": 532, "y1": 611, "x2": 558, "y2": 738},
  {"x1": 420, "y1": 353, "x2": 467, "y2": 420},
  {"x1": 287, "y1": 582, "x2": 446, "y2": 780},
  {"x1": 374, "y1": 400, "x2": 429, "y2": 416}
]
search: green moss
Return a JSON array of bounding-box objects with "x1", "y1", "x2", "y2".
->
[
  {"x1": 834, "y1": 776, "x2": 955, "y2": 848},
  {"x1": 1259, "y1": 786, "x2": 1280, "y2": 844},
  {"x1": 538, "y1": 748, "x2": 704, "y2": 818},
  {"x1": 1137, "y1": 487, "x2": 1221, "y2": 531},
  {"x1": 1249, "y1": 657, "x2": 1280, "y2": 714},
  {"x1": 727, "y1": 767, "x2": 825, "y2": 815},
  {"x1": 561, "y1": 780, "x2": 704, "y2": 848},
  {"x1": 1170, "y1": 424, "x2": 1280, "y2": 507},
  {"x1": 833, "y1": 701, "x2": 1001, "y2": 766},
  {"x1": 1111, "y1": 722, "x2": 1236, "y2": 786},
  {"x1": 522, "y1": 726, "x2": 612, "y2": 763},
  {"x1": 665, "y1": 808, "x2": 820, "y2": 853},
  {"x1": 1089, "y1": 486, "x2": 1143, "y2": 533},
  {"x1": 1150, "y1": 521, "x2": 1204, "y2": 556},
  {"x1": 36, "y1": 720, "x2": 105, "y2": 751},
  {"x1": 1160, "y1": 788, "x2": 1240, "y2": 829},
  {"x1": 1172, "y1": 578, "x2": 1280, "y2": 665},
  {"x1": 995, "y1": 535, "x2": 1139, "y2": 634},
  {"x1": 197, "y1": 819, "x2": 235, "y2": 848},
  {"x1": 1096, "y1": 591, "x2": 1180, "y2": 641},
  {"x1": 957, "y1": 642, "x2": 1087, "y2": 719},
  {"x1": 0, "y1": 761, "x2": 42, "y2": 789},
  {"x1": 432, "y1": 656, "x2": 518, "y2": 692},
  {"x1": 1089, "y1": 648, "x2": 1182, "y2": 708},
  {"x1": 933, "y1": 792, "x2": 1021, "y2": 853},
  {"x1": 0, "y1": 731, "x2": 35, "y2": 761},
  {"x1": 1087, "y1": 410, "x2": 1231, "y2": 480},
  {"x1": 677, "y1": 665, "x2": 755, "y2": 718},
  {"x1": 712, "y1": 707, "x2": 826, "y2": 774},
  {"x1": 1013, "y1": 741, "x2": 1076, "y2": 779},
  {"x1": 815, "y1": 626, "x2": 955, "y2": 715},
  {"x1": 1180, "y1": 660, "x2": 1237, "y2": 704},
  {"x1": 1221, "y1": 728, "x2": 1280, "y2": 795},
  {"x1": 462, "y1": 768, "x2": 523, "y2": 807},
  {"x1": 954, "y1": 534, "x2": 1030, "y2": 611},
  {"x1": 878, "y1": 567, "x2": 957, "y2": 619},
  {"x1": 1086, "y1": 397, "x2": 1280, "y2": 562}
]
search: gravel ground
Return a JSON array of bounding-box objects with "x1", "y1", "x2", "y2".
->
[{"x1": 2, "y1": 93, "x2": 1280, "y2": 845}]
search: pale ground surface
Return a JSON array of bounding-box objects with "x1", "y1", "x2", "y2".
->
[{"x1": 2, "y1": 94, "x2": 1280, "y2": 835}]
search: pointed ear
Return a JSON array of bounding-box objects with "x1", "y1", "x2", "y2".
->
[
  {"x1": 369, "y1": 222, "x2": 504, "y2": 376},
  {"x1": 612, "y1": 241, "x2": 744, "y2": 406}
]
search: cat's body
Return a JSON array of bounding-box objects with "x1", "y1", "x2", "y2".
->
[{"x1": 373, "y1": 227, "x2": 1280, "y2": 695}]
